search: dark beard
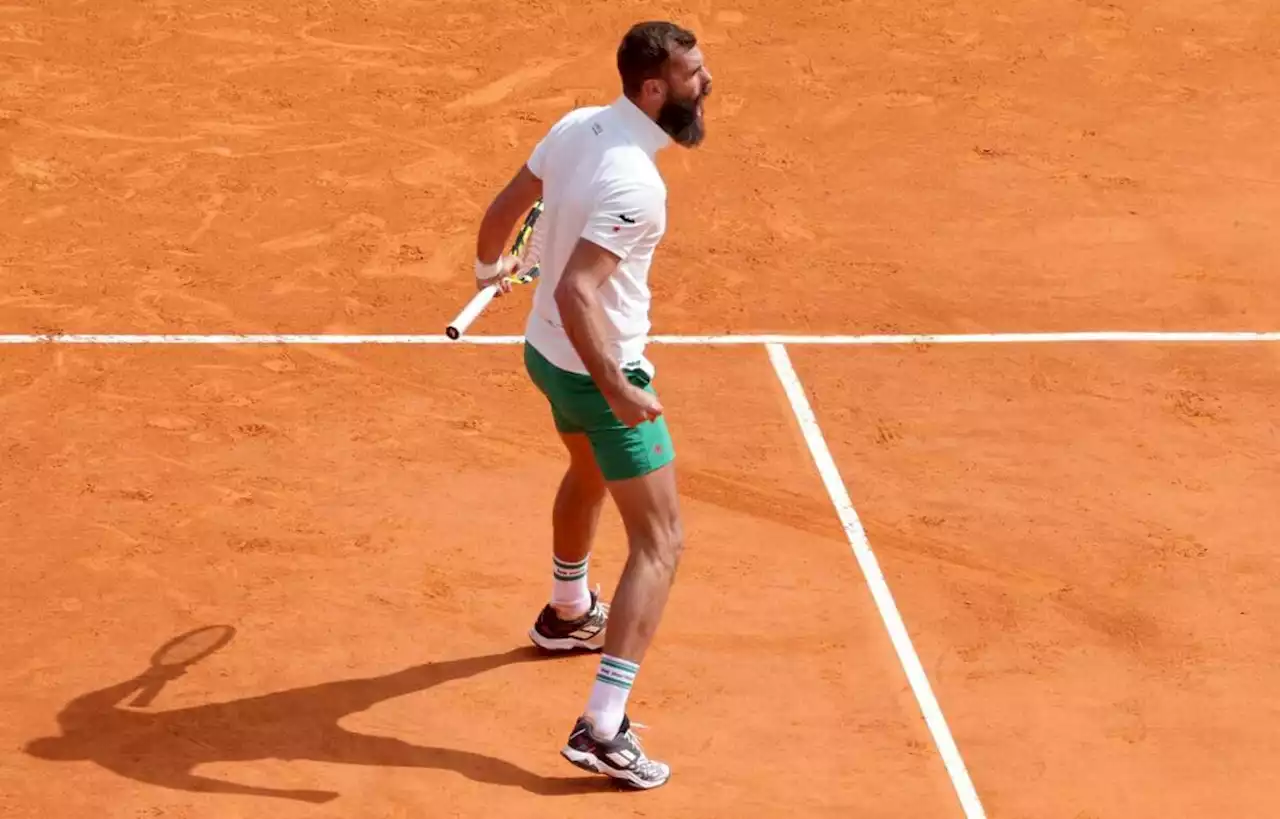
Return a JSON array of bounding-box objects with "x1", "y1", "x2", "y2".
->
[{"x1": 656, "y1": 94, "x2": 705, "y2": 147}]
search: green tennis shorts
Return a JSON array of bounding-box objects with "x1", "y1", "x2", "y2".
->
[{"x1": 524, "y1": 342, "x2": 675, "y2": 482}]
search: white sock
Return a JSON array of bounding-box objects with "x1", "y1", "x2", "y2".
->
[
  {"x1": 551, "y1": 555, "x2": 590, "y2": 618},
  {"x1": 585, "y1": 655, "x2": 638, "y2": 739}
]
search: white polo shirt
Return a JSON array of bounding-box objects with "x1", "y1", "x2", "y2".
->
[{"x1": 522, "y1": 95, "x2": 672, "y2": 377}]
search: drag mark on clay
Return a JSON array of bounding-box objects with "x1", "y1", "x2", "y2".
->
[{"x1": 444, "y1": 57, "x2": 577, "y2": 110}]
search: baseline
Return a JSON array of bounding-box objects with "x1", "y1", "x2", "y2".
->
[{"x1": 1, "y1": 331, "x2": 1279, "y2": 346}]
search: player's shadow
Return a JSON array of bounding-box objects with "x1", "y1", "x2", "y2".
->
[{"x1": 24, "y1": 632, "x2": 608, "y2": 803}]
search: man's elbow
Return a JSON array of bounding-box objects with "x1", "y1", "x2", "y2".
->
[
  {"x1": 553, "y1": 278, "x2": 574, "y2": 310},
  {"x1": 554, "y1": 275, "x2": 588, "y2": 313}
]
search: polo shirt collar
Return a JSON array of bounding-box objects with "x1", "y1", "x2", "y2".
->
[{"x1": 611, "y1": 95, "x2": 672, "y2": 155}]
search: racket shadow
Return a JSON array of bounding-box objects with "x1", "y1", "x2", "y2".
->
[{"x1": 24, "y1": 630, "x2": 613, "y2": 802}]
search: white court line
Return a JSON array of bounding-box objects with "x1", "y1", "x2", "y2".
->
[
  {"x1": 655, "y1": 331, "x2": 1280, "y2": 345},
  {"x1": 1, "y1": 330, "x2": 1278, "y2": 345},
  {"x1": 766, "y1": 342, "x2": 987, "y2": 819},
  {"x1": 0, "y1": 334, "x2": 524, "y2": 345}
]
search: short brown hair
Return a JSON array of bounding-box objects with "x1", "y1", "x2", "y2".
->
[{"x1": 616, "y1": 21, "x2": 697, "y2": 97}]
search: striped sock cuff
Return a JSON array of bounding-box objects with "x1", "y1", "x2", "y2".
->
[
  {"x1": 596, "y1": 655, "x2": 639, "y2": 690},
  {"x1": 553, "y1": 556, "x2": 589, "y2": 582}
]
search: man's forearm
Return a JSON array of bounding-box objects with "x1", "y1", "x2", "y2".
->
[
  {"x1": 475, "y1": 198, "x2": 523, "y2": 264},
  {"x1": 556, "y1": 281, "x2": 630, "y2": 399}
]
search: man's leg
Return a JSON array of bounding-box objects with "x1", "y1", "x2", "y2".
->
[
  {"x1": 525, "y1": 341, "x2": 614, "y2": 652},
  {"x1": 528, "y1": 433, "x2": 612, "y2": 651},
  {"x1": 523, "y1": 342, "x2": 679, "y2": 786},
  {"x1": 560, "y1": 392, "x2": 682, "y2": 790},
  {"x1": 549, "y1": 432, "x2": 607, "y2": 613},
  {"x1": 586, "y1": 461, "x2": 683, "y2": 703}
]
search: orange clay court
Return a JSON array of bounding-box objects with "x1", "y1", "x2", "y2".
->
[{"x1": 2, "y1": 1, "x2": 1278, "y2": 817}]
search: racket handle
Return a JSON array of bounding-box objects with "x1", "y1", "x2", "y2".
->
[
  {"x1": 445, "y1": 285, "x2": 499, "y2": 339},
  {"x1": 129, "y1": 673, "x2": 171, "y2": 707}
]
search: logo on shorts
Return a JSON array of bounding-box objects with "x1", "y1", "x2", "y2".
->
[{"x1": 616, "y1": 213, "x2": 637, "y2": 224}]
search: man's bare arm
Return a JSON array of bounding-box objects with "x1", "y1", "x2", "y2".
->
[
  {"x1": 475, "y1": 165, "x2": 542, "y2": 266},
  {"x1": 554, "y1": 238, "x2": 662, "y2": 426}
]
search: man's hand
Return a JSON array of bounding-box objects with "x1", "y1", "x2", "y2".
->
[
  {"x1": 605, "y1": 382, "x2": 664, "y2": 427},
  {"x1": 475, "y1": 254, "x2": 519, "y2": 296}
]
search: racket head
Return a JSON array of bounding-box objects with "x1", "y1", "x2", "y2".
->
[
  {"x1": 149, "y1": 624, "x2": 237, "y2": 668},
  {"x1": 510, "y1": 199, "x2": 544, "y2": 281},
  {"x1": 510, "y1": 199, "x2": 544, "y2": 258},
  {"x1": 487, "y1": 199, "x2": 544, "y2": 292},
  {"x1": 129, "y1": 624, "x2": 236, "y2": 707}
]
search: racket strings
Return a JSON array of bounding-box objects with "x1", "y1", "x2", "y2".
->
[
  {"x1": 510, "y1": 201, "x2": 544, "y2": 282},
  {"x1": 521, "y1": 221, "x2": 544, "y2": 273},
  {"x1": 154, "y1": 626, "x2": 236, "y2": 666}
]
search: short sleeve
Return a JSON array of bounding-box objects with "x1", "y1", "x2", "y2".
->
[
  {"x1": 526, "y1": 129, "x2": 554, "y2": 179},
  {"x1": 526, "y1": 107, "x2": 595, "y2": 179},
  {"x1": 580, "y1": 176, "x2": 664, "y2": 261}
]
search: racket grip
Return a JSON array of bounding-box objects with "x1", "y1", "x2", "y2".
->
[
  {"x1": 445, "y1": 285, "x2": 499, "y2": 339},
  {"x1": 129, "y1": 671, "x2": 174, "y2": 707}
]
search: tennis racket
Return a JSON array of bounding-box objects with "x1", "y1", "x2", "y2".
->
[
  {"x1": 445, "y1": 199, "x2": 544, "y2": 340},
  {"x1": 129, "y1": 624, "x2": 236, "y2": 707}
]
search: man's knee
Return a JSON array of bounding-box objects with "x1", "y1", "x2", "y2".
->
[
  {"x1": 634, "y1": 515, "x2": 684, "y2": 571},
  {"x1": 609, "y1": 458, "x2": 684, "y2": 568},
  {"x1": 558, "y1": 469, "x2": 607, "y2": 513},
  {"x1": 661, "y1": 520, "x2": 686, "y2": 570}
]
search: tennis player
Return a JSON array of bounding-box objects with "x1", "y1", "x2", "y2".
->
[{"x1": 471, "y1": 21, "x2": 712, "y2": 789}]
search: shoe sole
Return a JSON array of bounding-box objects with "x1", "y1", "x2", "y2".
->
[
  {"x1": 560, "y1": 746, "x2": 670, "y2": 790},
  {"x1": 527, "y1": 627, "x2": 605, "y2": 652}
]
